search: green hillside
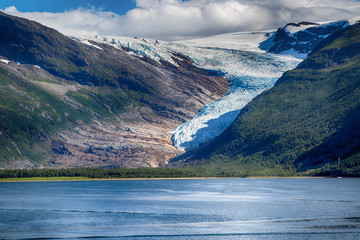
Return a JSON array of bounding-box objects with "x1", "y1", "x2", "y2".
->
[
  {"x1": 0, "y1": 11, "x2": 156, "y2": 90},
  {"x1": 0, "y1": 68, "x2": 82, "y2": 163},
  {"x1": 0, "y1": 12, "x2": 227, "y2": 168},
  {"x1": 173, "y1": 23, "x2": 360, "y2": 177}
]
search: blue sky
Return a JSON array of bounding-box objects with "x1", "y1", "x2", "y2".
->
[
  {"x1": 1, "y1": 0, "x2": 360, "y2": 40},
  {"x1": 0, "y1": 0, "x2": 137, "y2": 15}
]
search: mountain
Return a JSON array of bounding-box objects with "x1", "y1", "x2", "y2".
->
[
  {"x1": 0, "y1": 11, "x2": 228, "y2": 169},
  {"x1": 81, "y1": 33, "x2": 300, "y2": 152},
  {"x1": 2, "y1": 10, "x2": 357, "y2": 173},
  {"x1": 90, "y1": 19, "x2": 354, "y2": 152},
  {"x1": 170, "y1": 22, "x2": 360, "y2": 176},
  {"x1": 260, "y1": 20, "x2": 350, "y2": 58}
]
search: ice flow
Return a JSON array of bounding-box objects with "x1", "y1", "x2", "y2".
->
[{"x1": 77, "y1": 32, "x2": 301, "y2": 151}]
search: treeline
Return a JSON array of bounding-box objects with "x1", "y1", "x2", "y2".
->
[
  {"x1": 0, "y1": 167, "x2": 203, "y2": 179},
  {"x1": 1, "y1": 159, "x2": 358, "y2": 179},
  {"x1": 313, "y1": 153, "x2": 360, "y2": 177},
  {"x1": 0, "y1": 166, "x2": 271, "y2": 179},
  {"x1": 0, "y1": 166, "x2": 258, "y2": 179}
]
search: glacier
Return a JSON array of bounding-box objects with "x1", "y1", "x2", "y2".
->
[
  {"x1": 75, "y1": 32, "x2": 301, "y2": 151},
  {"x1": 168, "y1": 50, "x2": 301, "y2": 150}
]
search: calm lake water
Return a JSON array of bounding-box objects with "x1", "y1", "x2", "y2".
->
[{"x1": 0, "y1": 178, "x2": 359, "y2": 240}]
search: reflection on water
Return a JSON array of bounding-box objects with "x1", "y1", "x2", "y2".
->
[{"x1": 0, "y1": 178, "x2": 359, "y2": 239}]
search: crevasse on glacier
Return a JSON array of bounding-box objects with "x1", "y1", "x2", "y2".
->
[
  {"x1": 78, "y1": 34, "x2": 301, "y2": 151},
  {"x1": 169, "y1": 50, "x2": 301, "y2": 150}
]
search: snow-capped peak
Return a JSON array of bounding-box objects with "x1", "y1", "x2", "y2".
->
[
  {"x1": 283, "y1": 21, "x2": 320, "y2": 35},
  {"x1": 263, "y1": 19, "x2": 357, "y2": 58}
]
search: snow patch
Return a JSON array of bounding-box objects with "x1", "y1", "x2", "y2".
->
[
  {"x1": 348, "y1": 16, "x2": 360, "y2": 25},
  {"x1": 0, "y1": 59, "x2": 10, "y2": 64},
  {"x1": 284, "y1": 24, "x2": 317, "y2": 35},
  {"x1": 80, "y1": 39, "x2": 103, "y2": 50},
  {"x1": 126, "y1": 50, "x2": 143, "y2": 58},
  {"x1": 317, "y1": 20, "x2": 349, "y2": 29},
  {"x1": 278, "y1": 49, "x2": 307, "y2": 60}
]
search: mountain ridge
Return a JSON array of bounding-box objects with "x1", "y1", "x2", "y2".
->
[
  {"x1": 170, "y1": 22, "x2": 360, "y2": 176},
  {"x1": 0, "y1": 11, "x2": 228, "y2": 169},
  {"x1": 1, "y1": 10, "x2": 359, "y2": 175},
  {"x1": 260, "y1": 20, "x2": 352, "y2": 59}
]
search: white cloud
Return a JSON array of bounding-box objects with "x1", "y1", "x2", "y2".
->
[
  {"x1": 3, "y1": 6, "x2": 120, "y2": 36},
  {"x1": 2, "y1": 0, "x2": 360, "y2": 40}
]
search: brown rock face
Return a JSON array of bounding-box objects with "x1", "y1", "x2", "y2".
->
[
  {"x1": 48, "y1": 50, "x2": 228, "y2": 169},
  {"x1": 0, "y1": 11, "x2": 228, "y2": 169},
  {"x1": 0, "y1": 42, "x2": 227, "y2": 169},
  {"x1": 50, "y1": 121, "x2": 178, "y2": 168}
]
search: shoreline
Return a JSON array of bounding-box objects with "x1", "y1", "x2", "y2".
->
[{"x1": 0, "y1": 176, "x2": 336, "y2": 182}]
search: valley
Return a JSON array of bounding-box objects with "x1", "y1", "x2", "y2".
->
[
  {"x1": 0, "y1": 10, "x2": 359, "y2": 176},
  {"x1": 76, "y1": 35, "x2": 301, "y2": 151},
  {"x1": 170, "y1": 22, "x2": 360, "y2": 177},
  {"x1": 0, "y1": 11, "x2": 228, "y2": 168}
]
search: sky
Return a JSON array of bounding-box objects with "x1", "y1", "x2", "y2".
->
[
  {"x1": 0, "y1": 0, "x2": 137, "y2": 15},
  {"x1": 1, "y1": 0, "x2": 360, "y2": 40}
]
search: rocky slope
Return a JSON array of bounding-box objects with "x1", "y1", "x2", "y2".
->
[
  {"x1": 89, "y1": 19, "x2": 355, "y2": 152},
  {"x1": 2, "y1": 10, "x2": 357, "y2": 172},
  {"x1": 81, "y1": 34, "x2": 300, "y2": 151},
  {"x1": 170, "y1": 22, "x2": 360, "y2": 175},
  {"x1": 0, "y1": 11, "x2": 228, "y2": 169},
  {"x1": 260, "y1": 20, "x2": 352, "y2": 58}
]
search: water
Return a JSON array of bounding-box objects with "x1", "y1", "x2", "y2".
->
[{"x1": 0, "y1": 178, "x2": 359, "y2": 239}]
